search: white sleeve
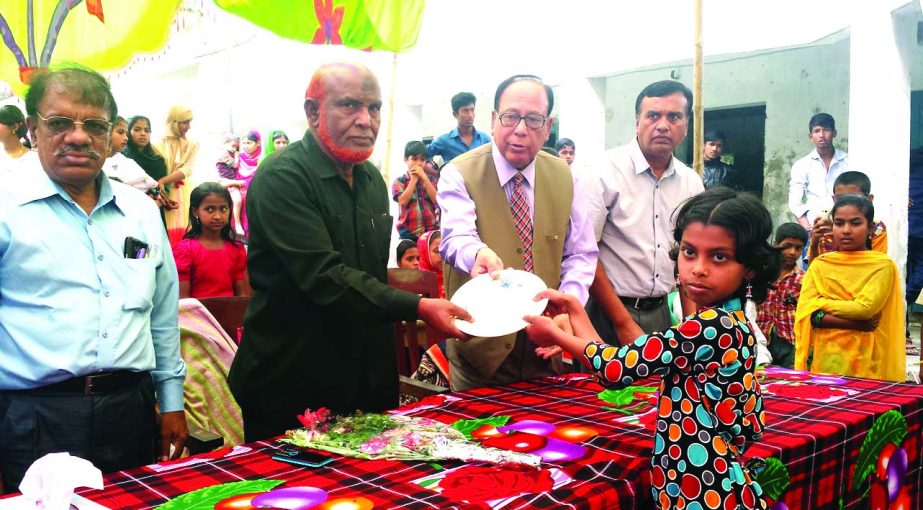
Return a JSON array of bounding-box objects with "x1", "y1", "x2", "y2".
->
[
  {"x1": 745, "y1": 299, "x2": 772, "y2": 366},
  {"x1": 788, "y1": 159, "x2": 808, "y2": 219}
]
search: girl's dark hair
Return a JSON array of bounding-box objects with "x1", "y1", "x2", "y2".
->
[
  {"x1": 0, "y1": 105, "x2": 29, "y2": 144},
  {"x1": 127, "y1": 115, "x2": 151, "y2": 142},
  {"x1": 832, "y1": 194, "x2": 875, "y2": 249},
  {"x1": 184, "y1": 182, "x2": 239, "y2": 245},
  {"x1": 671, "y1": 187, "x2": 780, "y2": 303},
  {"x1": 396, "y1": 239, "x2": 416, "y2": 261},
  {"x1": 832, "y1": 193, "x2": 874, "y2": 224}
]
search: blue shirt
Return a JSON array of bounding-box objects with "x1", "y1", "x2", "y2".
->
[
  {"x1": 0, "y1": 163, "x2": 185, "y2": 412},
  {"x1": 426, "y1": 127, "x2": 491, "y2": 163}
]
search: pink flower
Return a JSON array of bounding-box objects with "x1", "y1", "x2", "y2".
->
[
  {"x1": 401, "y1": 433, "x2": 421, "y2": 451},
  {"x1": 297, "y1": 407, "x2": 332, "y2": 430},
  {"x1": 358, "y1": 436, "x2": 389, "y2": 454}
]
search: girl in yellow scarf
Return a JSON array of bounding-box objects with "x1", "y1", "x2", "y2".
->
[
  {"x1": 794, "y1": 194, "x2": 904, "y2": 382},
  {"x1": 157, "y1": 105, "x2": 200, "y2": 231}
]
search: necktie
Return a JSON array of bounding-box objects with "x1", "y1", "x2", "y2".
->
[{"x1": 510, "y1": 173, "x2": 533, "y2": 272}]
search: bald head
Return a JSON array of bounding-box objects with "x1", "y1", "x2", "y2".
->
[
  {"x1": 305, "y1": 62, "x2": 378, "y2": 105},
  {"x1": 304, "y1": 62, "x2": 382, "y2": 165}
]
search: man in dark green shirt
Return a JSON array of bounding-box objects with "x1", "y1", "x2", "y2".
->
[{"x1": 228, "y1": 62, "x2": 469, "y2": 441}]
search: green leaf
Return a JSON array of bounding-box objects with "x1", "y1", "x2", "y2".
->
[
  {"x1": 753, "y1": 457, "x2": 790, "y2": 500},
  {"x1": 154, "y1": 479, "x2": 284, "y2": 509},
  {"x1": 418, "y1": 477, "x2": 439, "y2": 488},
  {"x1": 597, "y1": 386, "x2": 656, "y2": 407},
  {"x1": 452, "y1": 415, "x2": 510, "y2": 439},
  {"x1": 852, "y1": 410, "x2": 908, "y2": 489}
]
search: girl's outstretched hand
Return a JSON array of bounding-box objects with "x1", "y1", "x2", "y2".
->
[
  {"x1": 523, "y1": 314, "x2": 564, "y2": 348},
  {"x1": 531, "y1": 314, "x2": 571, "y2": 359},
  {"x1": 534, "y1": 345, "x2": 563, "y2": 359},
  {"x1": 534, "y1": 288, "x2": 579, "y2": 317}
]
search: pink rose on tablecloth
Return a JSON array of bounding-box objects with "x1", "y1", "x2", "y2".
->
[{"x1": 439, "y1": 466, "x2": 554, "y2": 502}]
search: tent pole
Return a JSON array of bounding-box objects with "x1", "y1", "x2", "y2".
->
[
  {"x1": 383, "y1": 52, "x2": 399, "y2": 184},
  {"x1": 692, "y1": 0, "x2": 703, "y2": 176}
]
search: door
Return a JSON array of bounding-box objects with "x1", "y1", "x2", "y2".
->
[{"x1": 679, "y1": 104, "x2": 767, "y2": 198}]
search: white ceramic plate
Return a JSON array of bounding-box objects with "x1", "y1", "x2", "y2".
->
[{"x1": 451, "y1": 269, "x2": 549, "y2": 337}]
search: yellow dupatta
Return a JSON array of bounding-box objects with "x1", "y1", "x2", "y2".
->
[{"x1": 794, "y1": 250, "x2": 904, "y2": 382}]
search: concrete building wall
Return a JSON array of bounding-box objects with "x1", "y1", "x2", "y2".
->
[
  {"x1": 600, "y1": 34, "x2": 851, "y2": 227},
  {"x1": 410, "y1": 3, "x2": 923, "y2": 232}
]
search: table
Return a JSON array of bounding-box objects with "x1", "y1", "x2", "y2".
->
[{"x1": 76, "y1": 369, "x2": 923, "y2": 509}]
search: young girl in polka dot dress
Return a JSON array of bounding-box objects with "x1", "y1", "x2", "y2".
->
[{"x1": 525, "y1": 188, "x2": 780, "y2": 510}]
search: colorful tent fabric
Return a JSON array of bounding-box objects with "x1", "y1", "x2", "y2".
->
[
  {"x1": 0, "y1": 0, "x2": 181, "y2": 96},
  {"x1": 214, "y1": 0, "x2": 425, "y2": 52}
]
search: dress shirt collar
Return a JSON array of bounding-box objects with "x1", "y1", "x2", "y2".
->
[
  {"x1": 492, "y1": 143, "x2": 535, "y2": 187},
  {"x1": 450, "y1": 126, "x2": 488, "y2": 143},
  {"x1": 629, "y1": 138, "x2": 676, "y2": 179},
  {"x1": 808, "y1": 147, "x2": 847, "y2": 164},
  {"x1": 13, "y1": 162, "x2": 121, "y2": 215}
]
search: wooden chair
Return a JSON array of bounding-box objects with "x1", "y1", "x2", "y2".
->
[
  {"x1": 198, "y1": 296, "x2": 250, "y2": 344},
  {"x1": 387, "y1": 268, "x2": 443, "y2": 377}
]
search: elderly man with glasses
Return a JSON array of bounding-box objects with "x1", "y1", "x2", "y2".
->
[
  {"x1": 437, "y1": 74, "x2": 598, "y2": 391},
  {"x1": 0, "y1": 65, "x2": 187, "y2": 493}
]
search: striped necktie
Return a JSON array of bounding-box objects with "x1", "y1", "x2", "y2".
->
[{"x1": 510, "y1": 172, "x2": 533, "y2": 272}]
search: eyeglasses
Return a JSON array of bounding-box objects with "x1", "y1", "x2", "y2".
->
[
  {"x1": 497, "y1": 112, "x2": 547, "y2": 129},
  {"x1": 36, "y1": 113, "x2": 111, "y2": 137}
]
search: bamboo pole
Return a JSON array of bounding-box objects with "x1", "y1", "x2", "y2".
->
[
  {"x1": 691, "y1": 0, "x2": 704, "y2": 176},
  {"x1": 383, "y1": 52, "x2": 399, "y2": 183}
]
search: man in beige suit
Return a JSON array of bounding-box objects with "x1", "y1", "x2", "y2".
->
[{"x1": 437, "y1": 75, "x2": 599, "y2": 391}]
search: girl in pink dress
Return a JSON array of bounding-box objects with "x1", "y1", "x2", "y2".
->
[{"x1": 173, "y1": 183, "x2": 251, "y2": 299}]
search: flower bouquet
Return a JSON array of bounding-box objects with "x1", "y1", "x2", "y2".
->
[{"x1": 283, "y1": 408, "x2": 541, "y2": 468}]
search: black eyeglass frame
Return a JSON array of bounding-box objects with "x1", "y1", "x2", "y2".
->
[{"x1": 496, "y1": 112, "x2": 548, "y2": 130}]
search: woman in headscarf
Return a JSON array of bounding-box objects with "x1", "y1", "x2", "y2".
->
[
  {"x1": 263, "y1": 130, "x2": 289, "y2": 159},
  {"x1": 123, "y1": 116, "x2": 167, "y2": 182},
  {"x1": 0, "y1": 104, "x2": 37, "y2": 173},
  {"x1": 236, "y1": 130, "x2": 262, "y2": 236},
  {"x1": 416, "y1": 230, "x2": 444, "y2": 299},
  {"x1": 123, "y1": 115, "x2": 176, "y2": 222},
  {"x1": 156, "y1": 105, "x2": 200, "y2": 230}
]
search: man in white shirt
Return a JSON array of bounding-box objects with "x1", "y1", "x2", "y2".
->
[
  {"x1": 584, "y1": 80, "x2": 704, "y2": 346},
  {"x1": 787, "y1": 113, "x2": 848, "y2": 229}
]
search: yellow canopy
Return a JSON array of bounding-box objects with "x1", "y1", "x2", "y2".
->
[{"x1": 0, "y1": 0, "x2": 181, "y2": 96}]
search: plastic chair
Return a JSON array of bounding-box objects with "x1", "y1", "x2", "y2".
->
[{"x1": 178, "y1": 298, "x2": 245, "y2": 452}]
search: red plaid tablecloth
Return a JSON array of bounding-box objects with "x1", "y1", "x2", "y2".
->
[{"x1": 75, "y1": 371, "x2": 923, "y2": 509}]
